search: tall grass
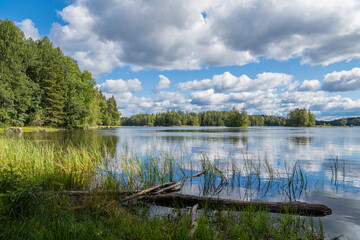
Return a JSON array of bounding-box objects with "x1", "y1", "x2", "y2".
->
[{"x1": 0, "y1": 136, "x2": 103, "y2": 191}]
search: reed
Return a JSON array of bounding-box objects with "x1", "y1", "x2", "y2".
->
[{"x1": 0, "y1": 136, "x2": 103, "y2": 191}]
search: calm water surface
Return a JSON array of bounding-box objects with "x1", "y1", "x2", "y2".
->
[{"x1": 26, "y1": 126, "x2": 360, "y2": 238}]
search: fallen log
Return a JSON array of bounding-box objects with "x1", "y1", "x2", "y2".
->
[
  {"x1": 122, "y1": 171, "x2": 205, "y2": 203},
  {"x1": 141, "y1": 193, "x2": 332, "y2": 217},
  {"x1": 188, "y1": 204, "x2": 199, "y2": 237},
  {"x1": 121, "y1": 181, "x2": 177, "y2": 202}
]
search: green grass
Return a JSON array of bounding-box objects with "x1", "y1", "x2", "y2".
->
[
  {"x1": 0, "y1": 126, "x2": 62, "y2": 133},
  {"x1": 0, "y1": 136, "x2": 330, "y2": 239}
]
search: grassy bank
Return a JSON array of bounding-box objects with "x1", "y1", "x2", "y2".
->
[
  {"x1": 0, "y1": 136, "x2": 328, "y2": 239},
  {"x1": 0, "y1": 126, "x2": 62, "y2": 133},
  {"x1": 0, "y1": 125, "x2": 122, "y2": 133}
]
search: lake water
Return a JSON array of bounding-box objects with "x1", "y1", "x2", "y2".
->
[{"x1": 25, "y1": 126, "x2": 360, "y2": 238}]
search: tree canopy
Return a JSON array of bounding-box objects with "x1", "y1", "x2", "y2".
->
[
  {"x1": 225, "y1": 107, "x2": 250, "y2": 127},
  {"x1": 0, "y1": 19, "x2": 121, "y2": 127},
  {"x1": 121, "y1": 109, "x2": 285, "y2": 127},
  {"x1": 285, "y1": 108, "x2": 315, "y2": 127}
]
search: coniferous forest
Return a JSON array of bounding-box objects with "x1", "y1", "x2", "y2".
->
[{"x1": 0, "y1": 19, "x2": 121, "y2": 128}]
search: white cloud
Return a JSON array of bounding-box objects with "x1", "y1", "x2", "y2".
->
[
  {"x1": 178, "y1": 72, "x2": 292, "y2": 92},
  {"x1": 322, "y1": 68, "x2": 360, "y2": 92},
  {"x1": 111, "y1": 91, "x2": 196, "y2": 117},
  {"x1": 298, "y1": 80, "x2": 321, "y2": 91},
  {"x1": 99, "y1": 78, "x2": 142, "y2": 94},
  {"x1": 48, "y1": 0, "x2": 360, "y2": 73},
  {"x1": 95, "y1": 70, "x2": 360, "y2": 119},
  {"x1": 190, "y1": 89, "x2": 229, "y2": 105},
  {"x1": 15, "y1": 19, "x2": 40, "y2": 40},
  {"x1": 283, "y1": 81, "x2": 300, "y2": 92},
  {"x1": 280, "y1": 91, "x2": 360, "y2": 118},
  {"x1": 50, "y1": 4, "x2": 123, "y2": 74},
  {"x1": 154, "y1": 75, "x2": 171, "y2": 92}
]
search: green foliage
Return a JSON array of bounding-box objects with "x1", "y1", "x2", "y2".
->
[
  {"x1": 0, "y1": 19, "x2": 121, "y2": 128},
  {"x1": 340, "y1": 118, "x2": 347, "y2": 126},
  {"x1": 225, "y1": 107, "x2": 250, "y2": 127},
  {"x1": 285, "y1": 108, "x2": 316, "y2": 127},
  {"x1": 122, "y1": 109, "x2": 286, "y2": 127},
  {"x1": 107, "y1": 96, "x2": 121, "y2": 126}
]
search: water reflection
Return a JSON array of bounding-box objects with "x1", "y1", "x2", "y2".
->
[
  {"x1": 288, "y1": 136, "x2": 313, "y2": 145},
  {"x1": 24, "y1": 129, "x2": 119, "y2": 157}
]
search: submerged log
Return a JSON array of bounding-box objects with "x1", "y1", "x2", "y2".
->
[{"x1": 141, "y1": 193, "x2": 332, "y2": 217}]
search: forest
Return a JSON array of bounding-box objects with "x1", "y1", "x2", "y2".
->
[
  {"x1": 121, "y1": 108, "x2": 286, "y2": 127},
  {"x1": 316, "y1": 117, "x2": 360, "y2": 126},
  {"x1": 121, "y1": 108, "x2": 322, "y2": 127},
  {"x1": 0, "y1": 19, "x2": 121, "y2": 128}
]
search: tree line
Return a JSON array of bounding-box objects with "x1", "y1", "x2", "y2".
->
[
  {"x1": 317, "y1": 117, "x2": 360, "y2": 126},
  {"x1": 0, "y1": 19, "x2": 121, "y2": 128},
  {"x1": 121, "y1": 108, "x2": 320, "y2": 127},
  {"x1": 121, "y1": 108, "x2": 286, "y2": 127}
]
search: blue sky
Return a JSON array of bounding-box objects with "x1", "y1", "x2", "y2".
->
[{"x1": 2, "y1": 0, "x2": 360, "y2": 119}]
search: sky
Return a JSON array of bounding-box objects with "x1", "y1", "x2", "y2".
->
[{"x1": 2, "y1": 0, "x2": 360, "y2": 119}]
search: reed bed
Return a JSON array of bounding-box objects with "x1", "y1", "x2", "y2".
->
[{"x1": 0, "y1": 136, "x2": 104, "y2": 191}]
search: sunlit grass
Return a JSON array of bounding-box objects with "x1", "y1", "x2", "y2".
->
[
  {"x1": 0, "y1": 136, "x2": 103, "y2": 191},
  {"x1": 0, "y1": 126, "x2": 62, "y2": 133}
]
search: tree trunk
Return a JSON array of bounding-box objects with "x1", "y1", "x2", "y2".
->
[{"x1": 142, "y1": 193, "x2": 332, "y2": 217}]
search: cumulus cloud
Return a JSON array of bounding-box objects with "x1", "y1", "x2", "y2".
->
[
  {"x1": 97, "y1": 71, "x2": 360, "y2": 119},
  {"x1": 298, "y1": 80, "x2": 321, "y2": 91},
  {"x1": 99, "y1": 78, "x2": 142, "y2": 94},
  {"x1": 15, "y1": 19, "x2": 40, "y2": 40},
  {"x1": 48, "y1": 0, "x2": 360, "y2": 73},
  {"x1": 108, "y1": 91, "x2": 196, "y2": 117},
  {"x1": 283, "y1": 81, "x2": 300, "y2": 92},
  {"x1": 178, "y1": 72, "x2": 292, "y2": 92},
  {"x1": 99, "y1": 77, "x2": 197, "y2": 116},
  {"x1": 322, "y1": 68, "x2": 360, "y2": 92},
  {"x1": 190, "y1": 89, "x2": 229, "y2": 105},
  {"x1": 154, "y1": 75, "x2": 171, "y2": 92},
  {"x1": 280, "y1": 91, "x2": 360, "y2": 118}
]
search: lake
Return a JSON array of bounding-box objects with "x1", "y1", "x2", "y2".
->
[{"x1": 24, "y1": 126, "x2": 360, "y2": 238}]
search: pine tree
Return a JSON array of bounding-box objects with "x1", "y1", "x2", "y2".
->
[{"x1": 107, "y1": 96, "x2": 121, "y2": 126}]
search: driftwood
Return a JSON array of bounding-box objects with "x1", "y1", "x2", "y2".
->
[
  {"x1": 121, "y1": 171, "x2": 205, "y2": 203},
  {"x1": 141, "y1": 193, "x2": 332, "y2": 217},
  {"x1": 121, "y1": 181, "x2": 178, "y2": 202},
  {"x1": 188, "y1": 204, "x2": 199, "y2": 237}
]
